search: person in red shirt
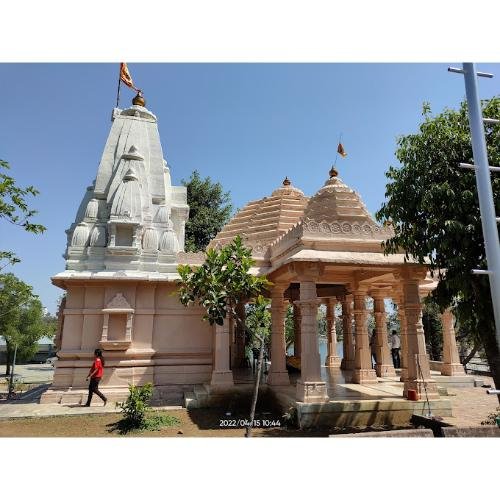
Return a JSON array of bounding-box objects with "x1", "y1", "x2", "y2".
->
[{"x1": 84, "y1": 349, "x2": 107, "y2": 406}]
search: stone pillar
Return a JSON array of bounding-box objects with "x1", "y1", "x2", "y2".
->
[
  {"x1": 402, "y1": 277, "x2": 439, "y2": 399},
  {"x1": 352, "y1": 289, "x2": 378, "y2": 384},
  {"x1": 340, "y1": 296, "x2": 355, "y2": 370},
  {"x1": 325, "y1": 298, "x2": 341, "y2": 367},
  {"x1": 372, "y1": 291, "x2": 396, "y2": 377},
  {"x1": 394, "y1": 292, "x2": 408, "y2": 381},
  {"x1": 296, "y1": 281, "x2": 328, "y2": 402},
  {"x1": 293, "y1": 303, "x2": 302, "y2": 357},
  {"x1": 210, "y1": 317, "x2": 234, "y2": 389},
  {"x1": 440, "y1": 309, "x2": 465, "y2": 376},
  {"x1": 267, "y1": 286, "x2": 290, "y2": 386}
]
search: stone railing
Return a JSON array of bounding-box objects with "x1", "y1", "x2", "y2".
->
[
  {"x1": 302, "y1": 218, "x2": 395, "y2": 239},
  {"x1": 268, "y1": 222, "x2": 304, "y2": 258}
]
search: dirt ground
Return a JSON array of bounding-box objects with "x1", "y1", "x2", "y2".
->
[
  {"x1": 0, "y1": 389, "x2": 403, "y2": 437},
  {"x1": 441, "y1": 376, "x2": 500, "y2": 427},
  {"x1": 0, "y1": 409, "x2": 321, "y2": 437}
]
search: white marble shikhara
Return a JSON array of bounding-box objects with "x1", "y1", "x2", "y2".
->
[{"x1": 64, "y1": 102, "x2": 189, "y2": 274}]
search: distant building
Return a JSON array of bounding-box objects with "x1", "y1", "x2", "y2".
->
[{"x1": 0, "y1": 336, "x2": 56, "y2": 364}]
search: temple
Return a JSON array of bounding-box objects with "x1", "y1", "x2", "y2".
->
[{"x1": 42, "y1": 97, "x2": 469, "y2": 427}]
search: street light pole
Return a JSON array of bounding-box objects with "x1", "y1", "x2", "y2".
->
[
  {"x1": 462, "y1": 63, "x2": 500, "y2": 351},
  {"x1": 7, "y1": 343, "x2": 18, "y2": 400}
]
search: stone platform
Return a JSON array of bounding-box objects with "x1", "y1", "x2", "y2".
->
[
  {"x1": 184, "y1": 366, "x2": 460, "y2": 429},
  {"x1": 271, "y1": 373, "x2": 453, "y2": 429}
]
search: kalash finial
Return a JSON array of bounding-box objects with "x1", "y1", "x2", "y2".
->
[
  {"x1": 132, "y1": 90, "x2": 146, "y2": 107},
  {"x1": 283, "y1": 176, "x2": 291, "y2": 186},
  {"x1": 329, "y1": 165, "x2": 338, "y2": 178}
]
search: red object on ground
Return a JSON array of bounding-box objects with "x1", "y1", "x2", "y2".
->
[{"x1": 407, "y1": 389, "x2": 419, "y2": 401}]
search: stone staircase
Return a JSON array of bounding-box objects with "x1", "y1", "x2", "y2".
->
[
  {"x1": 151, "y1": 385, "x2": 193, "y2": 407},
  {"x1": 184, "y1": 384, "x2": 256, "y2": 409}
]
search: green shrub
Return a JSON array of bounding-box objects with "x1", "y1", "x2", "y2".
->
[
  {"x1": 116, "y1": 383, "x2": 153, "y2": 429},
  {"x1": 142, "y1": 413, "x2": 181, "y2": 431},
  {"x1": 112, "y1": 384, "x2": 181, "y2": 434}
]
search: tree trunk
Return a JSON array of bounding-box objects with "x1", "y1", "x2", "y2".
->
[
  {"x1": 5, "y1": 345, "x2": 12, "y2": 376},
  {"x1": 461, "y1": 341, "x2": 479, "y2": 369},
  {"x1": 481, "y1": 330, "x2": 500, "y2": 404},
  {"x1": 245, "y1": 334, "x2": 265, "y2": 438}
]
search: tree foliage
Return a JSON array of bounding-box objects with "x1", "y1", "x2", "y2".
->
[
  {"x1": 422, "y1": 299, "x2": 443, "y2": 361},
  {"x1": 42, "y1": 312, "x2": 58, "y2": 341},
  {"x1": 0, "y1": 159, "x2": 46, "y2": 268},
  {"x1": 245, "y1": 296, "x2": 271, "y2": 349},
  {"x1": 285, "y1": 304, "x2": 295, "y2": 349},
  {"x1": 177, "y1": 235, "x2": 270, "y2": 326},
  {"x1": 181, "y1": 170, "x2": 233, "y2": 252},
  {"x1": 0, "y1": 273, "x2": 49, "y2": 374},
  {"x1": 177, "y1": 236, "x2": 271, "y2": 437},
  {"x1": 245, "y1": 300, "x2": 296, "y2": 352},
  {"x1": 376, "y1": 98, "x2": 500, "y2": 393}
]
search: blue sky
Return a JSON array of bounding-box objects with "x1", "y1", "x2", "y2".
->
[{"x1": 1, "y1": 63, "x2": 500, "y2": 313}]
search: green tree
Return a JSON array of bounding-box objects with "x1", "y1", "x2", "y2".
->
[
  {"x1": 422, "y1": 299, "x2": 443, "y2": 361},
  {"x1": 177, "y1": 236, "x2": 270, "y2": 436},
  {"x1": 245, "y1": 296, "x2": 272, "y2": 352},
  {"x1": 317, "y1": 306, "x2": 327, "y2": 338},
  {"x1": 1, "y1": 159, "x2": 46, "y2": 269},
  {"x1": 246, "y1": 300, "x2": 296, "y2": 354},
  {"x1": 376, "y1": 98, "x2": 500, "y2": 398},
  {"x1": 181, "y1": 170, "x2": 233, "y2": 252},
  {"x1": 42, "y1": 311, "x2": 58, "y2": 342},
  {"x1": 0, "y1": 273, "x2": 48, "y2": 375},
  {"x1": 285, "y1": 304, "x2": 295, "y2": 351}
]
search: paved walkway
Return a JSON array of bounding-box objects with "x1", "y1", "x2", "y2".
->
[
  {"x1": 1, "y1": 363, "x2": 54, "y2": 384},
  {"x1": 440, "y1": 376, "x2": 499, "y2": 427}
]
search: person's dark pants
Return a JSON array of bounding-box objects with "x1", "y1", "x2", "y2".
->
[
  {"x1": 85, "y1": 377, "x2": 107, "y2": 406},
  {"x1": 391, "y1": 348, "x2": 401, "y2": 369}
]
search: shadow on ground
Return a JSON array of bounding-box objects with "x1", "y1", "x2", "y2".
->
[
  {"x1": 186, "y1": 386, "x2": 414, "y2": 437},
  {"x1": 0, "y1": 383, "x2": 51, "y2": 404}
]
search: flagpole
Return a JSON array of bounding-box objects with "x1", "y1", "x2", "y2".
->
[
  {"x1": 116, "y1": 64, "x2": 122, "y2": 108},
  {"x1": 334, "y1": 132, "x2": 342, "y2": 166}
]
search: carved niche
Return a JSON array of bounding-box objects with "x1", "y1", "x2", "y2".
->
[{"x1": 99, "y1": 293, "x2": 134, "y2": 350}]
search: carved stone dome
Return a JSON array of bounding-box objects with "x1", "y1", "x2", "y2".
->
[
  {"x1": 89, "y1": 225, "x2": 106, "y2": 247},
  {"x1": 142, "y1": 227, "x2": 159, "y2": 250},
  {"x1": 84, "y1": 198, "x2": 99, "y2": 219},
  {"x1": 71, "y1": 223, "x2": 90, "y2": 246},
  {"x1": 210, "y1": 177, "x2": 308, "y2": 251},
  {"x1": 271, "y1": 177, "x2": 305, "y2": 197},
  {"x1": 110, "y1": 167, "x2": 142, "y2": 220},
  {"x1": 159, "y1": 224, "x2": 180, "y2": 254},
  {"x1": 154, "y1": 205, "x2": 169, "y2": 223}
]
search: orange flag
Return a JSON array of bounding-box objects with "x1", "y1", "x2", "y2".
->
[
  {"x1": 120, "y1": 63, "x2": 140, "y2": 91},
  {"x1": 337, "y1": 143, "x2": 347, "y2": 158}
]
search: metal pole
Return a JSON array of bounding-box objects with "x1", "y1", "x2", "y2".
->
[
  {"x1": 8, "y1": 343, "x2": 17, "y2": 400},
  {"x1": 116, "y1": 64, "x2": 122, "y2": 108},
  {"x1": 462, "y1": 62, "x2": 500, "y2": 350}
]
